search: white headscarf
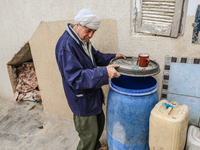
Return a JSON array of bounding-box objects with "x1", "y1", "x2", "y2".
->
[{"x1": 74, "y1": 9, "x2": 101, "y2": 30}]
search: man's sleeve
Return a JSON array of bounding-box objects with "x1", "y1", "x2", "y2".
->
[
  {"x1": 59, "y1": 46, "x2": 109, "y2": 90},
  {"x1": 92, "y1": 46, "x2": 116, "y2": 66}
]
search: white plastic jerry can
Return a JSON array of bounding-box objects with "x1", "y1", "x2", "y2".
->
[
  {"x1": 186, "y1": 125, "x2": 200, "y2": 150},
  {"x1": 149, "y1": 99, "x2": 189, "y2": 150}
]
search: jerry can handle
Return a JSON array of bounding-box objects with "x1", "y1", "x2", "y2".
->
[
  {"x1": 164, "y1": 107, "x2": 172, "y2": 115},
  {"x1": 163, "y1": 103, "x2": 174, "y2": 115}
]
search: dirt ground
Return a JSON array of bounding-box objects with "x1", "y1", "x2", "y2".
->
[{"x1": 0, "y1": 99, "x2": 108, "y2": 150}]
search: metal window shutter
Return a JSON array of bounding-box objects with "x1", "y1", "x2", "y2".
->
[{"x1": 135, "y1": 0, "x2": 184, "y2": 37}]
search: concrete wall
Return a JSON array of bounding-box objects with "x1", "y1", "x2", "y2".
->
[{"x1": 1, "y1": 0, "x2": 200, "y2": 119}]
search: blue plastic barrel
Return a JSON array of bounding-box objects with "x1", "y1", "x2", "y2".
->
[{"x1": 106, "y1": 75, "x2": 159, "y2": 150}]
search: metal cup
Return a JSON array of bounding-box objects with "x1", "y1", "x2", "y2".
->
[{"x1": 137, "y1": 53, "x2": 150, "y2": 67}]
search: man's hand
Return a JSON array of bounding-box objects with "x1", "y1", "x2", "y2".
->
[
  {"x1": 106, "y1": 65, "x2": 121, "y2": 79},
  {"x1": 115, "y1": 54, "x2": 126, "y2": 59}
]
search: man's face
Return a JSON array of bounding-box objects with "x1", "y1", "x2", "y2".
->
[{"x1": 75, "y1": 25, "x2": 96, "y2": 43}]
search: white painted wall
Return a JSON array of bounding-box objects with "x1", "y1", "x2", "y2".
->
[
  {"x1": 188, "y1": 0, "x2": 200, "y2": 15},
  {"x1": 0, "y1": 0, "x2": 199, "y2": 110},
  {"x1": 0, "y1": 0, "x2": 130, "y2": 100}
]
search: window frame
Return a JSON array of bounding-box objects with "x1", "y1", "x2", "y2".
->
[{"x1": 131, "y1": 0, "x2": 189, "y2": 37}]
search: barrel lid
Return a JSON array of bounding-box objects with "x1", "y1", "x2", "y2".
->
[{"x1": 110, "y1": 56, "x2": 160, "y2": 77}]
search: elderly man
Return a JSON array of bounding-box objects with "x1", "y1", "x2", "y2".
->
[{"x1": 55, "y1": 9, "x2": 125, "y2": 150}]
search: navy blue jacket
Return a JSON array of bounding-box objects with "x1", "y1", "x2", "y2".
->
[{"x1": 55, "y1": 24, "x2": 116, "y2": 116}]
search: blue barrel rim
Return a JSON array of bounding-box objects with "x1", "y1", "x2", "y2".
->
[{"x1": 109, "y1": 77, "x2": 158, "y2": 96}]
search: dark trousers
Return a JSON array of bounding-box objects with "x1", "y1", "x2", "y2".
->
[{"x1": 73, "y1": 111, "x2": 105, "y2": 150}]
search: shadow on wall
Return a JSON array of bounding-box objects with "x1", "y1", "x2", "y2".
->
[{"x1": 192, "y1": 4, "x2": 200, "y2": 44}]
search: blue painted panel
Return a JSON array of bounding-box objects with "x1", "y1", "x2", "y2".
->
[
  {"x1": 168, "y1": 63, "x2": 200, "y2": 98},
  {"x1": 168, "y1": 93, "x2": 200, "y2": 126}
]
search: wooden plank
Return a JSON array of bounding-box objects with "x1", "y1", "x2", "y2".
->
[
  {"x1": 7, "y1": 65, "x2": 17, "y2": 93},
  {"x1": 142, "y1": 20, "x2": 172, "y2": 26},
  {"x1": 142, "y1": 17, "x2": 173, "y2": 23},
  {"x1": 143, "y1": 8, "x2": 175, "y2": 13},
  {"x1": 140, "y1": 23, "x2": 171, "y2": 36},
  {"x1": 7, "y1": 42, "x2": 32, "y2": 66},
  {"x1": 142, "y1": 14, "x2": 174, "y2": 20},
  {"x1": 143, "y1": 5, "x2": 175, "y2": 9},
  {"x1": 179, "y1": 0, "x2": 189, "y2": 36},
  {"x1": 143, "y1": 11, "x2": 174, "y2": 16},
  {"x1": 143, "y1": 2, "x2": 175, "y2": 6},
  {"x1": 135, "y1": 0, "x2": 143, "y2": 33},
  {"x1": 170, "y1": 0, "x2": 184, "y2": 37}
]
